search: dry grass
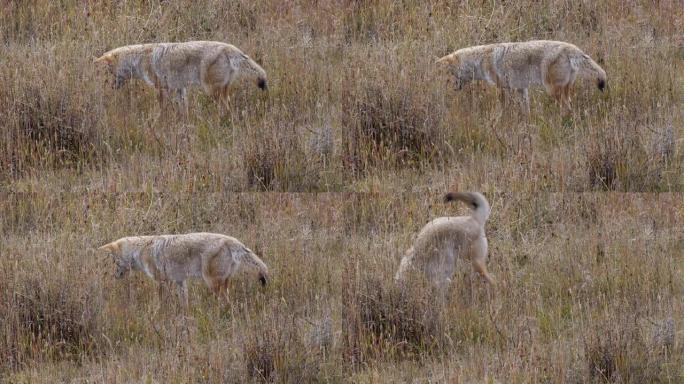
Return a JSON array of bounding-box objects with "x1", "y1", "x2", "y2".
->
[{"x1": 2, "y1": 0, "x2": 684, "y2": 382}]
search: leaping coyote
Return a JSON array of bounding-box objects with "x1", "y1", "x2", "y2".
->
[{"x1": 396, "y1": 192, "x2": 494, "y2": 286}]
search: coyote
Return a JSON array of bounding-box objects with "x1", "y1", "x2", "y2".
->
[
  {"x1": 436, "y1": 40, "x2": 606, "y2": 113},
  {"x1": 94, "y1": 41, "x2": 268, "y2": 115},
  {"x1": 98, "y1": 233, "x2": 269, "y2": 310},
  {"x1": 395, "y1": 192, "x2": 494, "y2": 286}
]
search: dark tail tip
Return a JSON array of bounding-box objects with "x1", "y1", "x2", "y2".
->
[
  {"x1": 444, "y1": 192, "x2": 455, "y2": 203},
  {"x1": 597, "y1": 79, "x2": 606, "y2": 92},
  {"x1": 258, "y1": 78, "x2": 267, "y2": 90},
  {"x1": 259, "y1": 274, "x2": 268, "y2": 286}
]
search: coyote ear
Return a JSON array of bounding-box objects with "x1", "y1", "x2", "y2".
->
[
  {"x1": 98, "y1": 242, "x2": 119, "y2": 254},
  {"x1": 93, "y1": 54, "x2": 113, "y2": 65},
  {"x1": 435, "y1": 53, "x2": 458, "y2": 66}
]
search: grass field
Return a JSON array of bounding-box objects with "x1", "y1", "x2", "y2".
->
[{"x1": 2, "y1": 1, "x2": 684, "y2": 382}]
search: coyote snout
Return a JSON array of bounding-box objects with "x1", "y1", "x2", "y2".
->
[
  {"x1": 258, "y1": 271, "x2": 268, "y2": 286},
  {"x1": 98, "y1": 233, "x2": 270, "y2": 310},
  {"x1": 258, "y1": 77, "x2": 268, "y2": 90},
  {"x1": 598, "y1": 78, "x2": 606, "y2": 92}
]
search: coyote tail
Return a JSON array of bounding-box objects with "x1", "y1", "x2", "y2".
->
[
  {"x1": 444, "y1": 192, "x2": 491, "y2": 224},
  {"x1": 574, "y1": 53, "x2": 607, "y2": 91},
  {"x1": 238, "y1": 246, "x2": 269, "y2": 285}
]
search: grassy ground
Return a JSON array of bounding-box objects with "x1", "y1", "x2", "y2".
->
[{"x1": 2, "y1": 1, "x2": 683, "y2": 382}]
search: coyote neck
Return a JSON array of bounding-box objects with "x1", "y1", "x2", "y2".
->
[
  {"x1": 239, "y1": 247, "x2": 267, "y2": 273},
  {"x1": 117, "y1": 54, "x2": 146, "y2": 81},
  {"x1": 237, "y1": 55, "x2": 266, "y2": 79},
  {"x1": 460, "y1": 56, "x2": 487, "y2": 82}
]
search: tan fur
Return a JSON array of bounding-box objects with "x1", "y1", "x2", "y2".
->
[
  {"x1": 94, "y1": 41, "x2": 268, "y2": 115},
  {"x1": 98, "y1": 232, "x2": 269, "y2": 310},
  {"x1": 395, "y1": 192, "x2": 494, "y2": 286},
  {"x1": 436, "y1": 40, "x2": 607, "y2": 114}
]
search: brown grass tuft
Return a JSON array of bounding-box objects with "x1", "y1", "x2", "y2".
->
[
  {"x1": 342, "y1": 275, "x2": 444, "y2": 365},
  {"x1": 342, "y1": 80, "x2": 443, "y2": 175},
  {"x1": 0, "y1": 276, "x2": 103, "y2": 372},
  {"x1": 1, "y1": 0, "x2": 683, "y2": 382},
  {"x1": 1, "y1": 83, "x2": 101, "y2": 179},
  {"x1": 241, "y1": 306, "x2": 329, "y2": 383},
  {"x1": 582, "y1": 318, "x2": 678, "y2": 383}
]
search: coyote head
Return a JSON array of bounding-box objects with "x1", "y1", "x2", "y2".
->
[
  {"x1": 238, "y1": 247, "x2": 269, "y2": 286},
  {"x1": 93, "y1": 53, "x2": 131, "y2": 90},
  {"x1": 436, "y1": 53, "x2": 473, "y2": 91},
  {"x1": 98, "y1": 241, "x2": 132, "y2": 279},
  {"x1": 233, "y1": 53, "x2": 268, "y2": 91}
]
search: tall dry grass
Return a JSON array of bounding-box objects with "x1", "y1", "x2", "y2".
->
[{"x1": 2, "y1": 0, "x2": 684, "y2": 382}]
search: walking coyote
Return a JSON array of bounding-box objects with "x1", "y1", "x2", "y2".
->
[
  {"x1": 395, "y1": 192, "x2": 494, "y2": 286},
  {"x1": 98, "y1": 233, "x2": 269, "y2": 310},
  {"x1": 94, "y1": 41, "x2": 268, "y2": 115},
  {"x1": 436, "y1": 40, "x2": 606, "y2": 113}
]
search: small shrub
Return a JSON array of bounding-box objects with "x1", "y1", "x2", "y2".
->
[
  {"x1": 241, "y1": 309, "x2": 326, "y2": 383},
  {"x1": 242, "y1": 121, "x2": 329, "y2": 192},
  {"x1": 585, "y1": 121, "x2": 666, "y2": 191},
  {"x1": 0, "y1": 276, "x2": 103, "y2": 372},
  {"x1": 341, "y1": 275, "x2": 444, "y2": 366},
  {"x1": 0, "y1": 83, "x2": 101, "y2": 178},
  {"x1": 341, "y1": 81, "x2": 442, "y2": 175},
  {"x1": 583, "y1": 318, "x2": 680, "y2": 383}
]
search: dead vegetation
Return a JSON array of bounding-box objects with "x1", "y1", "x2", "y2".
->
[{"x1": 1, "y1": 0, "x2": 683, "y2": 382}]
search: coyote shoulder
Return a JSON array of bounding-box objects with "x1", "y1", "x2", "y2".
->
[
  {"x1": 98, "y1": 232, "x2": 268, "y2": 309},
  {"x1": 94, "y1": 41, "x2": 268, "y2": 115},
  {"x1": 436, "y1": 40, "x2": 606, "y2": 113},
  {"x1": 395, "y1": 192, "x2": 494, "y2": 286}
]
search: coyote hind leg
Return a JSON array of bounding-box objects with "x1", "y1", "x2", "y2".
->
[
  {"x1": 517, "y1": 88, "x2": 530, "y2": 116},
  {"x1": 561, "y1": 85, "x2": 572, "y2": 113},
  {"x1": 220, "y1": 86, "x2": 232, "y2": 114},
  {"x1": 175, "y1": 281, "x2": 189, "y2": 312},
  {"x1": 210, "y1": 86, "x2": 231, "y2": 117},
  {"x1": 208, "y1": 278, "x2": 230, "y2": 305},
  {"x1": 472, "y1": 258, "x2": 495, "y2": 285},
  {"x1": 170, "y1": 88, "x2": 189, "y2": 117}
]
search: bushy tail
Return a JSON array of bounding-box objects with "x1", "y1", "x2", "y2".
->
[
  {"x1": 239, "y1": 246, "x2": 269, "y2": 286},
  {"x1": 574, "y1": 53, "x2": 607, "y2": 91},
  {"x1": 444, "y1": 192, "x2": 491, "y2": 224}
]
